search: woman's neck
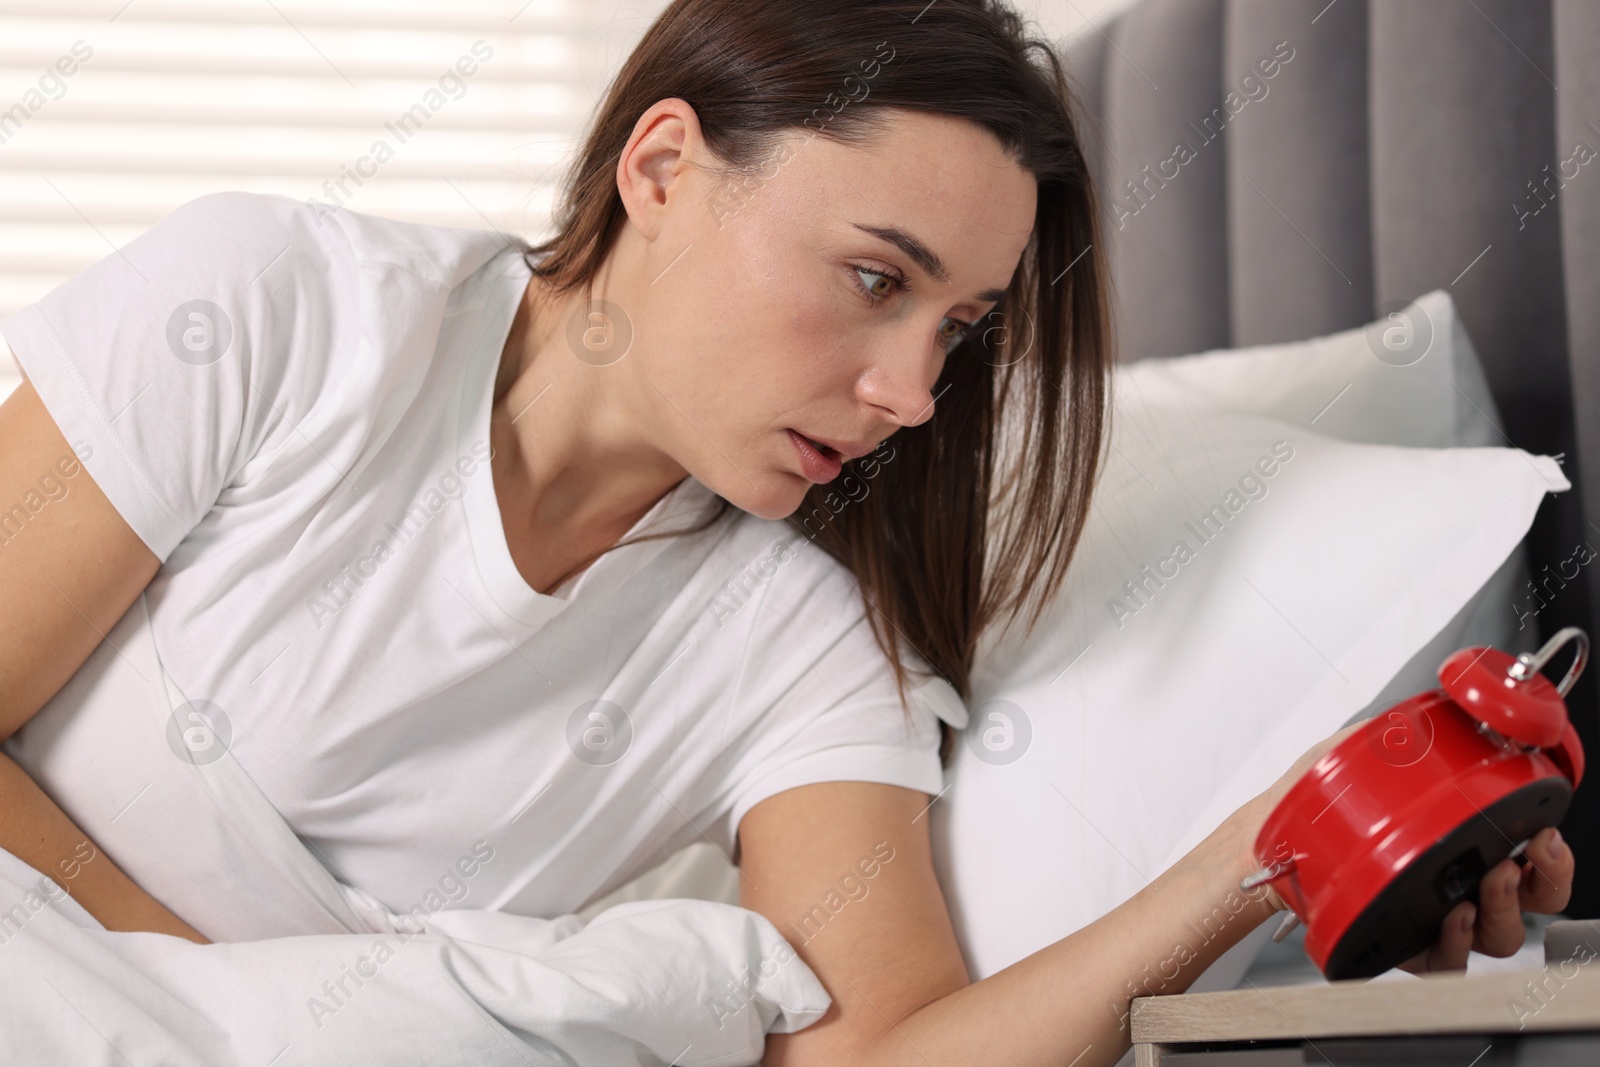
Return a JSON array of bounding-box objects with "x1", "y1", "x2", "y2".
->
[{"x1": 488, "y1": 258, "x2": 689, "y2": 550}]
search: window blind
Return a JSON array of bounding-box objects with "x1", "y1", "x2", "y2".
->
[
  {"x1": 0, "y1": 0, "x2": 1137, "y2": 323},
  {"x1": 0, "y1": 0, "x2": 670, "y2": 320}
]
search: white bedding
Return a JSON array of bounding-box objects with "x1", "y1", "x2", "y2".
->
[
  {"x1": 0, "y1": 854, "x2": 826, "y2": 1067},
  {"x1": 0, "y1": 591, "x2": 829, "y2": 1065}
]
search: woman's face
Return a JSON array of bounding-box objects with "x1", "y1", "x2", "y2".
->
[{"x1": 608, "y1": 102, "x2": 1038, "y2": 521}]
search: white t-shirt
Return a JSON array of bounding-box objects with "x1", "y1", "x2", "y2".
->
[{"x1": 0, "y1": 192, "x2": 968, "y2": 919}]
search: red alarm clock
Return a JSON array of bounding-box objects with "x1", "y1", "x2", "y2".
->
[{"x1": 1242, "y1": 626, "x2": 1589, "y2": 980}]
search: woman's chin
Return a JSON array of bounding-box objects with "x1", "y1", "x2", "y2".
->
[{"x1": 711, "y1": 477, "x2": 813, "y2": 523}]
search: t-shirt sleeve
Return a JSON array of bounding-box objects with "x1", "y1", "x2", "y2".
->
[
  {"x1": 710, "y1": 545, "x2": 971, "y2": 862},
  {"x1": 0, "y1": 192, "x2": 350, "y2": 562}
]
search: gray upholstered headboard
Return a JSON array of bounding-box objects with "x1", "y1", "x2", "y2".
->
[{"x1": 1061, "y1": 0, "x2": 1600, "y2": 914}]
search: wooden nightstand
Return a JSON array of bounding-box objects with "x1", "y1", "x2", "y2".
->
[{"x1": 1130, "y1": 966, "x2": 1600, "y2": 1065}]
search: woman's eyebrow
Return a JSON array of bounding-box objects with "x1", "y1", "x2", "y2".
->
[{"x1": 850, "y1": 221, "x2": 1010, "y2": 303}]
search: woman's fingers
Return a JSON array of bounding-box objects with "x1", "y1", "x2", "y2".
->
[
  {"x1": 1397, "y1": 827, "x2": 1574, "y2": 973},
  {"x1": 1400, "y1": 899, "x2": 1476, "y2": 974},
  {"x1": 1471, "y1": 858, "x2": 1528, "y2": 957},
  {"x1": 1517, "y1": 826, "x2": 1574, "y2": 915}
]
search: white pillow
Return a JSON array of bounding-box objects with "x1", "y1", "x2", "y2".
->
[
  {"x1": 932, "y1": 332, "x2": 1566, "y2": 982},
  {"x1": 1116, "y1": 289, "x2": 1500, "y2": 451},
  {"x1": 1117, "y1": 289, "x2": 1530, "y2": 727}
]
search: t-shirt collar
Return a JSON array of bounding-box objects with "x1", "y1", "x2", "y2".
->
[{"x1": 454, "y1": 248, "x2": 721, "y2": 629}]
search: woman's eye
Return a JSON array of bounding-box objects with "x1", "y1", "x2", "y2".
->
[
  {"x1": 852, "y1": 265, "x2": 969, "y2": 349},
  {"x1": 855, "y1": 266, "x2": 897, "y2": 299},
  {"x1": 938, "y1": 316, "x2": 972, "y2": 348}
]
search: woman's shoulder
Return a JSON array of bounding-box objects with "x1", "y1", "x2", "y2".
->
[
  {"x1": 700, "y1": 511, "x2": 878, "y2": 643},
  {"x1": 142, "y1": 190, "x2": 526, "y2": 410}
]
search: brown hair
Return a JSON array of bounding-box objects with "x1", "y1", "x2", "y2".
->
[{"x1": 522, "y1": 0, "x2": 1114, "y2": 765}]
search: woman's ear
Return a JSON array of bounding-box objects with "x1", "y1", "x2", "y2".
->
[{"x1": 615, "y1": 97, "x2": 705, "y2": 242}]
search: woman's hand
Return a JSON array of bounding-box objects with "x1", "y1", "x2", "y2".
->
[
  {"x1": 1216, "y1": 720, "x2": 1366, "y2": 914},
  {"x1": 1225, "y1": 718, "x2": 1575, "y2": 974},
  {"x1": 1398, "y1": 825, "x2": 1571, "y2": 973}
]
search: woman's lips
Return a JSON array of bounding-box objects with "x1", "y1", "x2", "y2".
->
[{"x1": 788, "y1": 428, "x2": 843, "y2": 483}]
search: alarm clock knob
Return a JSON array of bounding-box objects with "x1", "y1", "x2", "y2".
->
[{"x1": 1438, "y1": 628, "x2": 1588, "y2": 750}]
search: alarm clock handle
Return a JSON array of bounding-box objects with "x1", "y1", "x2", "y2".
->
[
  {"x1": 1510, "y1": 627, "x2": 1587, "y2": 783},
  {"x1": 1508, "y1": 625, "x2": 1589, "y2": 697},
  {"x1": 1511, "y1": 627, "x2": 1589, "y2": 788}
]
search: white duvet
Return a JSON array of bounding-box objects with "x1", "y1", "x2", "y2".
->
[{"x1": 0, "y1": 593, "x2": 829, "y2": 1066}]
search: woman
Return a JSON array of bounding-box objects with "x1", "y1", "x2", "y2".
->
[{"x1": 0, "y1": 0, "x2": 1572, "y2": 1064}]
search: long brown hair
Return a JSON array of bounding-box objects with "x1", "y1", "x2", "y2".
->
[{"x1": 524, "y1": 0, "x2": 1114, "y2": 765}]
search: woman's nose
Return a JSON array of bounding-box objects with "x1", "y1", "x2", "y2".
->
[{"x1": 855, "y1": 333, "x2": 944, "y2": 428}]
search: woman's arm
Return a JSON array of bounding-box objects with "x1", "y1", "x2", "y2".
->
[
  {"x1": 739, "y1": 736, "x2": 1571, "y2": 1066},
  {"x1": 740, "y1": 779, "x2": 1256, "y2": 1067},
  {"x1": 0, "y1": 378, "x2": 208, "y2": 943}
]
